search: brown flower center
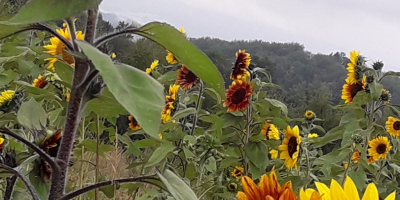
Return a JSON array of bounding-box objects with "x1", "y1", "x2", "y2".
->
[
  {"x1": 62, "y1": 48, "x2": 75, "y2": 65},
  {"x1": 350, "y1": 82, "x2": 363, "y2": 98},
  {"x1": 376, "y1": 144, "x2": 387, "y2": 154},
  {"x1": 288, "y1": 136, "x2": 298, "y2": 158},
  {"x1": 231, "y1": 88, "x2": 246, "y2": 104},
  {"x1": 234, "y1": 169, "x2": 242, "y2": 177},
  {"x1": 393, "y1": 121, "x2": 400, "y2": 130},
  {"x1": 186, "y1": 71, "x2": 198, "y2": 83}
]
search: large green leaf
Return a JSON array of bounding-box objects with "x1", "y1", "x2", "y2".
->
[
  {"x1": 4, "y1": 0, "x2": 102, "y2": 25},
  {"x1": 17, "y1": 97, "x2": 47, "y2": 129},
  {"x1": 145, "y1": 142, "x2": 175, "y2": 167},
  {"x1": 133, "y1": 22, "x2": 225, "y2": 99},
  {"x1": 157, "y1": 169, "x2": 198, "y2": 200},
  {"x1": 76, "y1": 40, "x2": 164, "y2": 138}
]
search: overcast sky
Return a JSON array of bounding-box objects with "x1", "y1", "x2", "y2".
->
[{"x1": 100, "y1": 0, "x2": 400, "y2": 71}]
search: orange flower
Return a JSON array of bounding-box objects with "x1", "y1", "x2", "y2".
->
[
  {"x1": 352, "y1": 150, "x2": 361, "y2": 163},
  {"x1": 237, "y1": 168, "x2": 297, "y2": 200},
  {"x1": 231, "y1": 49, "x2": 251, "y2": 80},
  {"x1": 224, "y1": 79, "x2": 253, "y2": 112},
  {"x1": 176, "y1": 65, "x2": 198, "y2": 90},
  {"x1": 128, "y1": 115, "x2": 141, "y2": 131}
]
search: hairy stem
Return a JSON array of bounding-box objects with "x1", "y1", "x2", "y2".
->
[
  {"x1": 190, "y1": 80, "x2": 203, "y2": 136},
  {"x1": 0, "y1": 164, "x2": 39, "y2": 200},
  {"x1": 65, "y1": 18, "x2": 79, "y2": 51},
  {"x1": 85, "y1": 7, "x2": 99, "y2": 44},
  {"x1": 4, "y1": 175, "x2": 17, "y2": 200},
  {"x1": 60, "y1": 176, "x2": 160, "y2": 200},
  {"x1": 244, "y1": 103, "x2": 252, "y2": 175},
  {"x1": 95, "y1": 115, "x2": 100, "y2": 200},
  {"x1": 342, "y1": 150, "x2": 353, "y2": 185},
  {"x1": 79, "y1": 120, "x2": 85, "y2": 200}
]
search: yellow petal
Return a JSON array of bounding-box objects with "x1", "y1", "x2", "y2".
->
[
  {"x1": 315, "y1": 182, "x2": 331, "y2": 200},
  {"x1": 237, "y1": 191, "x2": 248, "y2": 200},
  {"x1": 241, "y1": 176, "x2": 261, "y2": 200},
  {"x1": 384, "y1": 192, "x2": 396, "y2": 200},
  {"x1": 330, "y1": 180, "x2": 347, "y2": 200},
  {"x1": 344, "y1": 176, "x2": 359, "y2": 200},
  {"x1": 300, "y1": 188, "x2": 309, "y2": 200},
  {"x1": 362, "y1": 183, "x2": 379, "y2": 200}
]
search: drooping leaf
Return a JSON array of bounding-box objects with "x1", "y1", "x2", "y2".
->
[
  {"x1": 171, "y1": 108, "x2": 196, "y2": 121},
  {"x1": 86, "y1": 88, "x2": 127, "y2": 118},
  {"x1": 368, "y1": 82, "x2": 383, "y2": 100},
  {"x1": 133, "y1": 22, "x2": 225, "y2": 99},
  {"x1": 5, "y1": 0, "x2": 102, "y2": 25},
  {"x1": 157, "y1": 169, "x2": 198, "y2": 200},
  {"x1": 157, "y1": 71, "x2": 177, "y2": 85},
  {"x1": 264, "y1": 98, "x2": 288, "y2": 116},
  {"x1": 146, "y1": 142, "x2": 175, "y2": 167},
  {"x1": 17, "y1": 97, "x2": 47, "y2": 129},
  {"x1": 76, "y1": 40, "x2": 164, "y2": 139},
  {"x1": 54, "y1": 61, "x2": 73, "y2": 85}
]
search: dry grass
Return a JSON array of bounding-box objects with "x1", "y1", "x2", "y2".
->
[{"x1": 67, "y1": 147, "x2": 138, "y2": 200}]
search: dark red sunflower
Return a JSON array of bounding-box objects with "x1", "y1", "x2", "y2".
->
[
  {"x1": 223, "y1": 79, "x2": 253, "y2": 112},
  {"x1": 32, "y1": 75, "x2": 48, "y2": 88},
  {"x1": 40, "y1": 129, "x2": 62, "y2": 179},
  {"x1": 231, "y1": 49, "x2": 251, "y2": 80},
  {"x1": 176, "y1": 65, "x2": 198, "y2": 90},
  {"x1": 129, "y1": 115, "x2": 141, "y2": 131}
]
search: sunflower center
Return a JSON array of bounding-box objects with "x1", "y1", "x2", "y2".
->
[
  {"x1": 350, "y1": 83, "x2": 363, "y2": 98},
  {"x1": 393, "y1": 121, "x2": 400, "y2": 130},
  {"x1": 376, "y1": 144, "x2": 387, "y2": 154},
  {"x1": 288, "y1": 136, "x2": 298, "y2": 158},
  {"x1": 62, "y1": 49, "x2": 75, "y2": 65},
  {"x1": 231, "y1": 88, "x2": 246, "y2": 104},
  {"x1": 234, "y1": 170, "x2": 242, "y2": 177},
  {"x1": 186, "y1": 71, "x2": 198, "y2": 83}
]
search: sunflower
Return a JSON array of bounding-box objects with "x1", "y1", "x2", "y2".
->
[
  {"x1": 223, "y1": 79, "x2": 253, "y2": 112},
  {"x1": 179, "y1": 27, "x2": 186, "y2": 35},
  {"x1": 165, "y1": 84, "x2": 180, "y2": 102},
  {"x1": 231, "y1": 49, "x2": 251, "y2": 80},
  {"x1": 161, "y1": 102, "x2": 174, "y2": 123},
  {"x1": 0, "y1": 136, "x2": 4, "y2": 150},
  {"x1": 146, "y1": 59, "x2": 159, "y2": 74},
  {"x1": 237, "y1": 168, "x2": 297, "y2": 200},
  {"x1": 352, "y1": 150, "x2": 361, "y2": 163},
  {"x1": 260, "y1": 121, "x2": 280, "y2": 140},
  {"x1": 44, "y1": 26, "x2": 84, "y2": 70},
  {"x1": 111, "y1": 53, "x2": 116, "y2": 59},
  {"x1": 40, "y1": 129, "x2": 62, "y2": 179},
  {"x1": 312, "y1": 176, "x2": 396, "y2": 200},
  {"x1": 270, "y1": 149, "x2": 278, "y2": 159},
  {"x1": 304, "y1": 110, "x2": 315, "y2": 120},
  {"x1": 166, "y1": 50, "x2": 178, "y2": 65},
  {"x1": 308, "y1": 133, "x2": 318, "y2": 138},
  {"x1": 368, "y1": 136, "x2": 391, "y2": 161},
  {"x1": 159, "y1": 133, "x2": 163, "y2": 139},
  {"x1": 299, "y1": 188, "x2": 322, "y2": 200},
  {"x1": 66, "y1": 91, "x2": 70, "y2": 102},
  {"x1": 32, "y1": 75, "x2": 49, "y2": 88},
  {"x1": 176, "y1": 65, "x2": 198, "y2": 90},
  {"x1": 380, "y1": 89, "x2": 391, "y2": 105},
  {"x1": 128, "y1": 115, "x2": 141, "y2": 131},
  {"x1": 279, "y1": 126, "x2": 301, "y2": 170},
  {"x1": 368, "y1": 156, "x2": 375, "y2": 164},
  {"x1": 0, "y1": 90, "x2": 15, "y2": 106},
  {"x1": 346, "y1": 50, "x2": 361, "y2": 84},
  {"x1": 231, "y1": 166, "x2": 244, "y2": 179},
  {"x1": 386, "y1": 116, "x2": 400, "y2": 138},
  {"x1": 342, "y1": 76, "x2": 366, "y2": 104}
]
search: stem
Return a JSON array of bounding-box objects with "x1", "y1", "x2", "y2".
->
[
  {"x1": 0, "y1": 164, "x2": 39, "y2": 200},
  {"x1": 304, "y1": 147, "x2": 310, "y2": 180},
  {"x1": 376, "y1": 160, "x2": 384, "y2": 182},
  {"x1": 95, "y1": 115, "x2": 100, "y2": 200},
  {"x1": 94, "y1": 28, "x2": 135, "y2": 47},
  {"x1": 60, "y1": 176, "x2": 161, "y2": 200},
  {"x1": 0, "y1": 128, "x2": 59, "y2": 174},
  {"x1": 79, "y1": 120, "x2": 85, "y2": 200},
  {"x1": 190, "y1": 80, "x2": 203, "y2": 136},
  {"x1": 4, "y1": 175, "x2": 17, "y2": 200},
  {"x1": 65, "y1": 18, "x2": 79, "y2": 51},
  {"x1": 243, "y1": 102, "x2": 252, "y2": 175},
  {"x1": 85, "y1": 7, "x2": 99, "y2": 44},
  {"x1": 342, "y1": 151, "x2": 353, "y2": 185}
]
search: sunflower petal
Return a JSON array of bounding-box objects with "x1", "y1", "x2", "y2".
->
[
  {"x1": 344, "y1": 176, "x2": 359, "y2": 200},
  {"x1": 362, "y1": 183, "x2": 379, "y2": 200}
]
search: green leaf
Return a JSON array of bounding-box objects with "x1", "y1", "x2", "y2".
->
[
  {"x1": 5, "y1": 0, "x2": 102, "y2": 25},
  {"x1": 311, "y1": 125, "x2": 326, "y2": 133},
  {"x1": 157, "y1": 169, "x2": 198, "y2": 200},
  {"x1": 369, "y1": 82, "x2": 383, "y2": 100},
  {"x1": 86, "y1": 88, "x2": 127, "y2": 117},
  {"x1": 352, "y1": 91, "x2": 371, "y2": 105},
  {"x1": 133, "y1": 139, "x2": 157, "y2": 148},
  {"x1": 75, "y1": 139, "x2": 114, "y2": 157},
  {"x1": 146, "y1": 142, "x2": 175, "y2": 167},
  {"x1": 133, "y1": 22, "x2": 225, "y2": 99},
  {"x1": 29, "y1": 172, "x2": 48, "y2": 200},
  {"x1": 157, "y1": 71, "x2": 177, "y2": 85},
  {"x1": 245, "y1": 141, "x2": 268, "y2": 169},
  {"x1": 17, "y1": 97, "x2": 47, "y2": 129},
  {"x1": 264, "y1": 98, "x2": 288, "y2": 116},
  {"x1": 205, "y1": 156, "x2": 216, "y2": 172},
  {"x1": 171, "y1": 108, "x2": 196, "y2": 121},
  {"x1": 54, "y1": 61, "x2": 73, "y2": 84},
  {"x1": 204, "y1": 87, "x2": 222, "y2": 104},
  {"x1": 314, "y1": 126, "x2": 345, "y2": 148},
  {"x1": 76, "y1": 40, "x2": 164, "y2": 139}
]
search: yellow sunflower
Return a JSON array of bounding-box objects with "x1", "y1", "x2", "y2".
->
[
  {"x1": 270, "y1": 149, "x2": 278, "y2": 159},
  {"x1": 146, "y1": 59, "x2": 159, "y2": 74},
  {"x1": 128, "y1": 115, "x2": 141, "y2": 131},
  {"x1": 304, "y1": 110, "x2": 315, "y2": 120},
  {"x1": 346, "y1": 50, "x2": 360, "y2": 84},
  {"x1": 308, "y1": 133, "x2": 318, "y2": 138},
  {"x1": 161, "y1": 102, "x2": 174, "y2": 123},
  {"x1": 32, "y1": 75, "x2": 49, "y2": 88},
  {"x1": 278, "y1": 126, "x2": 301, "y2": 170},
  {"x1": 342, "y1": 76, "x2": 366, "y2": 104},
  {"x1": 237, "y1": 168, "x2": 297, "y2": 200},
  {"x1": 231, "y1": 166, "x2": 244, "y2": 179},
  {"x1": 260, "y1": 121, "x2": 280, "y2": 140},
  {"x1": 312, "y1": 176, "x2": 396, "y2": 200},
  {"x1": 0, "y1": 136, "x2": 4, "y2": 150},
  {"x1": 44, "y1": 26, "x2": 84, "y2": 71},
  {"x1": 299, "y1": 188, "x2": 322, "y2": 200},
  {"x1": 0, "y1": 90, "x2": 15, "y2": 106},
  {"x1": 368, "y1": 136, "x2": 391, "y2": 161},
  {"x1": 111, "y1": 53, "x2": 116, "y2": 59},
  {"x1": 380, "y1": 89, "x2": 391, "y2": 105},
  {"x1": 166, "y1": 50, "x2": 178, "y2": 65},
  {"x1": 386, "y1": 116, "x2": 400, "y2": 138},
  {"x1": 165, "y1": 84, "x2": 180, "y2": 102},
  {"x1": 352, "y1": 150, "x2": 361, "y2": 163}
]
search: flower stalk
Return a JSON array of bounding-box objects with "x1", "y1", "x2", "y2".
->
[{"x1": 190, "y1": 80, "x2": 203, "y2": 136}]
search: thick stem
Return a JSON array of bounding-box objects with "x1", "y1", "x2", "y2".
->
[
  {"x1": 0, "y1": 128, "x2": 59, "y2": 174},
  {"x1": 85, "y1": 7, "x2": 99, "y2": 44},
  {"x1": 190, "y1": 80, "x2": 203, "y2": 136},
  {"x1": 79, "y1": 120, "x2": 85, "y2": 200},
  {"x1": 4, "y1": 175, "x2": 17, "y2": 200},
  {"x1": 60, "y1": 176, "x2": 160, "y2": 200},
  {"x1": 65, "y1": 18, "x2": 79, "y2": 51},
  {"x1": 0, "y1": 164, "x2": 39, "y2": 200}
]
